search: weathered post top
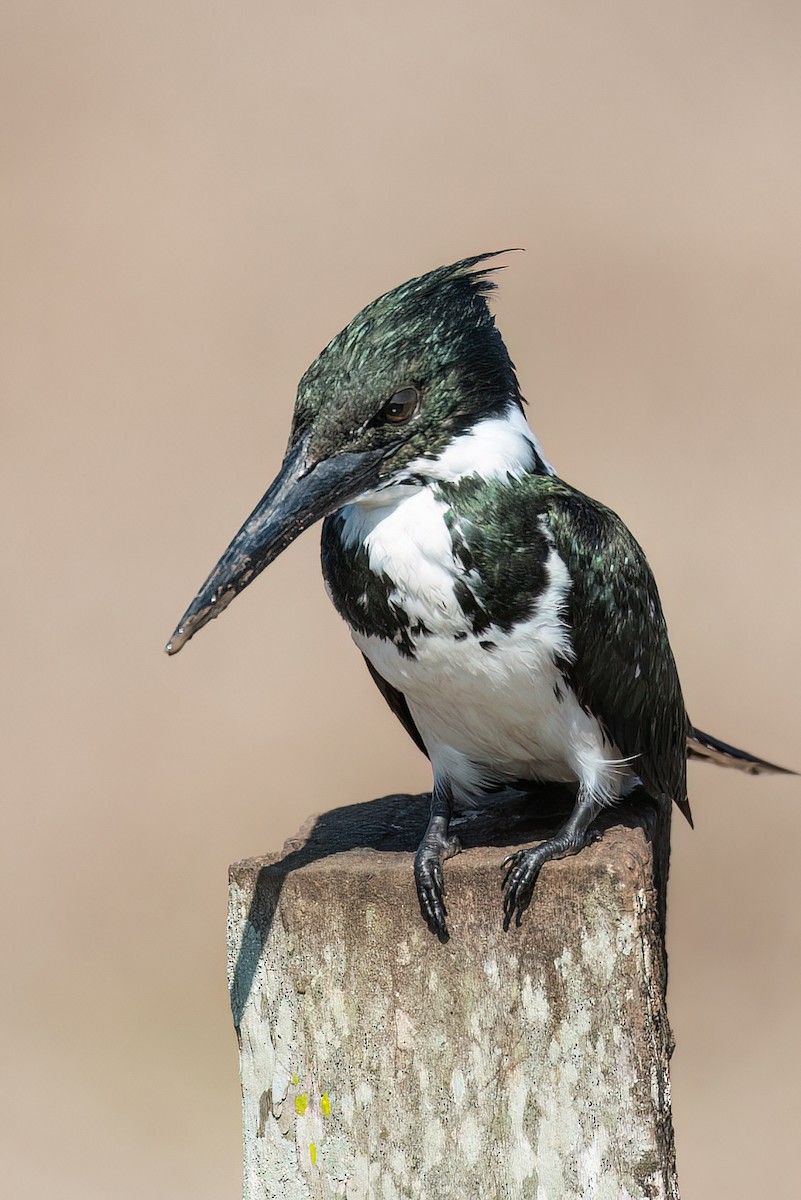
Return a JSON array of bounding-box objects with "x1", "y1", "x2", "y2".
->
[{"x1": 228, "y1": 791, "x2": 678, "y2": 1200}]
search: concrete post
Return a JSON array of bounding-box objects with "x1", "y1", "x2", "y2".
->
[{"x1": 228, "y1": 790, "x2": 678, "y2": 1200}]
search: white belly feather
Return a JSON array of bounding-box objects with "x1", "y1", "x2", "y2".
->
[
  {"x1": 334, "y1": 408, "x2": 635, "y2": 810},
  {"x1": 336, "y1": 486, "x2": 634, "y2": 810}
]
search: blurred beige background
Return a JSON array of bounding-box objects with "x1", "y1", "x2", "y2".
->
[{"x1": 2, "y1": 3, "x2": 799, "y2": 1197}]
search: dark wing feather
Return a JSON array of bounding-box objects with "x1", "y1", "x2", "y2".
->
[
  {"x1": 546, "y1": 485, "x2": 691, "y2": 818},
  {"x1": 361, "y1": 654, "x2": 429, "y2": 759}
]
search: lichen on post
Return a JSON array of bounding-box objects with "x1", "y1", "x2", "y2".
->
[{"x1": 228, "y1": 790, "x2": 678, "y2": 1200}]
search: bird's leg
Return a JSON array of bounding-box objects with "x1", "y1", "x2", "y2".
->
[
  {"x1": 414, "y1": 780, "x2": 462, "y2": 941},
  {"x1": 501, "y1": 786, "x2": 602, "y2": 930}
]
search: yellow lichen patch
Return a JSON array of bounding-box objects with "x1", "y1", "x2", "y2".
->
[
  {"x1": 295, "y1": 1092, "x2": 308, "y2": 1116},
  {"x1": 291, "y1": 1074, "x2": 299, "y2": 1086},
  {"x1": 309, "y1": 1142, "x2": 317, "y2": 1166},
  {"x1": 321, "y1": 1092, "x2": 332, "y2": 1118}
]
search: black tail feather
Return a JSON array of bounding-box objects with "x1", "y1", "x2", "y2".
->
[
  {"x1": 687, "y1": 727, "x2": 796, "y2": 777},
  {"x1": 674, "y1": 795, "x2": 694, "y2": 828}
]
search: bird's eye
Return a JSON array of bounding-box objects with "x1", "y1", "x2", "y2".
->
[{"x1": 379, "y1": 387, "x2": 420, "y2": 425}]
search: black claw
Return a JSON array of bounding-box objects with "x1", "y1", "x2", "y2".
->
[
  {"x1": 422, "y1": 900, "x2": 448, "y2": 940},
  {"x1": 414, "y1": 821, "x2": 461, "y2": 937},
  {"x1": 501, "y1": 846, "x2": 546, "y2": 931},
  {"x1": 499, "y1": 794, "x2": 602, "y2": 931},
  {"x1": 413, "y1": 791, "x2": 461, "y2": 938},
  {"x1": 500, "y1": 849, "x2": 525, "y2": 891},
  {"x1": 415, "y1": 855, "x2": 450, "y2": 939}
]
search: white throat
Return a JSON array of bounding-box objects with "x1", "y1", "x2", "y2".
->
[{"x1": 405, "y1": 402, "x2": 555, "y2": 483}]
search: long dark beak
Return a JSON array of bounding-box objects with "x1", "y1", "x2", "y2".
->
[{"x1": 166, "y1": 435, "x2": 386, "y2": 654}]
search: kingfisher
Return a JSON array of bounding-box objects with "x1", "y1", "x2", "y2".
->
[{"x1": 167, "y1": 252, "x2": 791, "y2": 938}]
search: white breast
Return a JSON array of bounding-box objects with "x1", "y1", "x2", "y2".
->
[
  {"x1": 337, "y1": 486, "x2": 468, "y2": 634},
  {"x1": 337, "y1": 486, "x2": 634, "y2": 810}
]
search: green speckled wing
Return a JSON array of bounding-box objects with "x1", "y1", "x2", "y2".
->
[{"x1": 546, "y1": 484, "x2": 690, "y2": 812}]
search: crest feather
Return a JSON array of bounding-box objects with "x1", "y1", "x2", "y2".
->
[{"x1": 394, "y1": 248, "x2": 522, "y2": 305}]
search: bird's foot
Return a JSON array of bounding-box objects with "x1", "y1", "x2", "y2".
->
[
  {"x1": 414, "y1": 833, "x2": 462, "y2": 942},
  {"x1": 501, "y1": 826, "x2": 600, "y2": 931}
]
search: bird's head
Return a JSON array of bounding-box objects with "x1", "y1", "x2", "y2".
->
[{"x1": 166, "y1": 251, "x2": 522, "y2": 654}]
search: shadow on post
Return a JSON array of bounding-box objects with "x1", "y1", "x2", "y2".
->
[{"x1": 229, "y1": 784, "x2": 667, "y2": 1027}]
